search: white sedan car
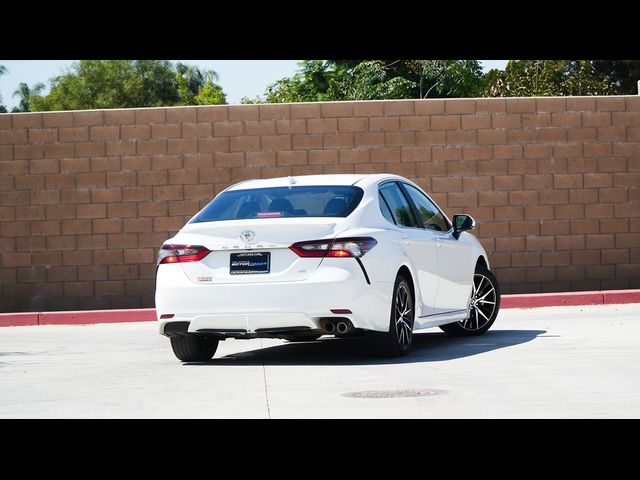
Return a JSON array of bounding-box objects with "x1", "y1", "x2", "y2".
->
[{"x1": 155, "y1": 174, "x2": 500, "y2": 361}]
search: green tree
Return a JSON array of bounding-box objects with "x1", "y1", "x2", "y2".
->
[
  {"x1": 593, "y1": 60, "x2": 640, "y2": 94},
  {"x1": 483, "y1": 60, "x2": 616, "y2": 97},
  {"x1": 176, "y1": 63, "x2": 207, "y2": 99},
  {"x1": 31, "y1": 60, "x2": 181, "y2": 111},
  {"x1": 29, "y1": 60, "x2": 228, "y2": 111},
  {"x1": 240, "y1": 96, "x2": 265, "y2": 104},
  {"x1": 327, "y1": 60, "x2": 416, "y2": 100},
  {"x1": 264, "y1": 60, "x2": 411, "y2": 102},
  {"x1": 0, "y1": 64, "x2": 7, "y2": 113},
  {"x1": 175, "y1": 64, "x2": 225, "y2": 105},
  {"x1": 12, "y1": 82, "x2": 45, "y2": 112},
  {"x1": 193, "y1": 79, "x2": 226, "y2": 105},
  {"x1": 263, "y1": 60, "x2": 338, "y2": 103},
  {"x1": 413, "y1": 60, "x2": 484, "y2": 98},
  {"x1": 260, "y1": 60, "x2": 484, "y2": 103}
]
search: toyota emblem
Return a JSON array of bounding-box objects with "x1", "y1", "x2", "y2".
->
[{"x1": 241, "y1": 231, "x2": 255, "y2": 242}]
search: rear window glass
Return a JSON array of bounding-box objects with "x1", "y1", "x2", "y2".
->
[{"x1": 191, "y1": 185, "x2": 364, "y2": 223}]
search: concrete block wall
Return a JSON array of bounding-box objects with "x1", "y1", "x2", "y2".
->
[{"x1": 0, "y1": 96, "x2": 639, "y2": 311}]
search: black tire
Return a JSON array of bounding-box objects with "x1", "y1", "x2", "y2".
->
[
  {"x1": 440, "y1": 265, "x2": 500, "y2": 337},
  {"x1": 170, "y1": 335, "x2": 219, "y2": 362},
  {"x1": 369, "y1": 274, "x2": 415, "y2": 357},
  {"x1": 281, "y1": 334, "x2": 322, "y2": 342}
]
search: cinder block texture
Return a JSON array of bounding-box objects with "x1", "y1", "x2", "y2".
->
[{"x1": 1, "y1": 97, "x2": 638, "y2": 311}]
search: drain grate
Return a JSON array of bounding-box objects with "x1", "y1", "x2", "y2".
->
[{"x1": 343, "y1": 388, "x2": 448, "y2": 399}]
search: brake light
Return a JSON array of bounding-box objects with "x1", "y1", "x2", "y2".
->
[
  {"x1": 158, "y1": 244, "x2": 211, "y2": 264},
  {"x1": 328, "y1": 249, "x2": 352, "y2": 257},
  {"x1": 289, "y1": 237, "x2": 377, "y2": 258}
]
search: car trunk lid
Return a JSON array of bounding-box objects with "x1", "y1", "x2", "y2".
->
[{"x1": 174, "y1": 218, "x2": 341, "y2": 284}]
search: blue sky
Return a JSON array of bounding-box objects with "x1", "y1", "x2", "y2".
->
[{"x1": 0, "y1": 60, "x2": 509, "y2": 111}]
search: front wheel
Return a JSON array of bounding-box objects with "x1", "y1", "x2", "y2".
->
[
  {"x1": 440, "y1": 265, "x2": 500, "y2": 336},
  {"x1": 369, "y1": 274, "x2": 415, "y2": 357},
  {"x1": 170, "y1": 335, "x2": 219, "y2": 362}
]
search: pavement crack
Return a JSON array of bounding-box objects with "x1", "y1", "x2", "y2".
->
[{"x1": 259, "y1": 338, "x2": 272, "y2": 419}]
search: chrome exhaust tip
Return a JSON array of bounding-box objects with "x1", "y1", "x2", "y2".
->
[
  {"x1": 325, "y1": 322, "x2": 336, "y2": 333},
  {"x1": 336, "y1": 321, "x2": 349, "y2": 334}
]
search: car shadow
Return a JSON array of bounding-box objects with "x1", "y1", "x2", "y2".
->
[{"x1": 185, "y1": 329, "x2": 546, "y2": 366}]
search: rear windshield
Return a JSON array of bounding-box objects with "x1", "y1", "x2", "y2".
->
[{"x1": 191, "y1": 185, "x2": 364, "y2": 223}]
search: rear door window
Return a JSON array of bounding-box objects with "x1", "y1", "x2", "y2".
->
[
  {"x1": 401, "y1": 183, "x2": 451, "y2": 232},
  {"x1": 378, "y1": 182, "x2": 418, "y2": 228},
  {"x1": 378, "y1": 192, "x2": 396, "y2": 224}
]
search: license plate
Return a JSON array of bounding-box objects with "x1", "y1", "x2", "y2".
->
[{"x1": 229, "y1": 251, "x2": 271, "y2": 275}]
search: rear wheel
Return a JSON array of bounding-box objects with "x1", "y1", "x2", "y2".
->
[
  {"x1": 170, "y1": 335, "x2": 219, "y2": 362},
  {"x1": 369, "y1": 274, "x2": 414, "y2": 357},
  {"x1": 440, "y1": 265, "x2": 500, "y2": 336}
]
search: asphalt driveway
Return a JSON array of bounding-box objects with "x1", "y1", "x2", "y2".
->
[{"x1": 1, "y1": 304, "x2": 639, "y2": 418}]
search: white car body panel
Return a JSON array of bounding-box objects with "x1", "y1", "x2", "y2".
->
[{"x1": 155, "y1": 173, "x2": 490, "y2": 337}]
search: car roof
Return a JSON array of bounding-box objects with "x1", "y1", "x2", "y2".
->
[{"x1": 226, "y1": 174, "x2": 406, "y2": 191}]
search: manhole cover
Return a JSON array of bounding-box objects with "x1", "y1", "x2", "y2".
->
[{"x1": 342, "y1": 388, "x2": 448, "y2": 399}]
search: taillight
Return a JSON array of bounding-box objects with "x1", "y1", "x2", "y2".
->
[
  {"x1": 158, "y1": 244, "x2": 210, "y2": 264},
  {"x1": 289, "y1": 240, "x2": 332, "y2": 257},
  {"x1": 290, "y1": 237, "x2": 377, "y2": 258}
]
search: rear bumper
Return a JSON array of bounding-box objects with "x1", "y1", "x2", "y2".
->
[{"x1": 155, "y1": 259, "x2": 392, "y2": 335}]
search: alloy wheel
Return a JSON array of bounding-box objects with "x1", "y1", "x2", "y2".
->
[
  {"x1": 394, "y1": 283, "x2": 413, "y2": 349},
  {"x1": 460, "y1": 273, "x2": 497, "y2": 331}
]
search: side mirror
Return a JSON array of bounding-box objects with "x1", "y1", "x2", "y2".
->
[{"x1": 452, "y1": 214, "x2": 476, "y2": 240}]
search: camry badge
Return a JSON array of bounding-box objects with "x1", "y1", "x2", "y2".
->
[{"x1": 241, "y1": 231, "x2": 255, "y2": 242}]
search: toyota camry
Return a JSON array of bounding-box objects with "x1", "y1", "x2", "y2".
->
[{"x1": 155, "y1": 174, "x2": 500, "y2": 361}]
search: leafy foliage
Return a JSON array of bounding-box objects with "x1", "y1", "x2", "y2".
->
[
  {"x1": 259, "y1": 60, "x2": 484, "y2": 103},
  {"x1": 29, "y1": 60, "x2": 226, "y2": 111},
  {"x1": 175, "y1": 63, "x2": 226, "y2": 105},
  {"x1": 593, "y1": 60, "x2": 640, "y2": 94},
  {"x1": 259, "y1": 59, "x2": 640, "y2": 103},
  {"x1": 240, "y1": 96, "x2": 265, "y2": 104},
  {"x1": 327, "y1": 61, "x2": 416, "y2": 100},
  {"x1": 193, "y1": 80, "x2": 226, "y2": 105},
  {"x1": 31, "y1": 61, "x2": 178, "y2": 110},
  {"x1": 482, "y1": 60, "x2": 619, "y2": 97},
  {"x1": 12, "y1": 82, "x2": 45, "y2": 112},
  {"x1": 4, "y1": 59, "x2": 639, "y2": 113},
  {"x1": 262, "y1": 60, "x2": 336, "y2": 103},
  {"x1": 415, "y1": 60, "x2": 484, "y2": 98}
]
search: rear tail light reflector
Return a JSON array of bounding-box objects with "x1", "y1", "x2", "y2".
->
[
  {"x1": 158, "y1": 244, "x2": 211, "y2": 264},
  {"x1": 289, "y1": 237, "x2": 377, "y2": 258}
]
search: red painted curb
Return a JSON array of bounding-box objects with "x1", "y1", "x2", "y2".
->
[
  {"x1": 39, "y1": 309, "x2": 156, "y2": 325},
  {"x1": 501, "y1": 289, "x2": 640, "y2": 309},
  {"x1": 0, "y1": 308, "x2": 156, "y2": 327},
  {"x1": 502, "y1": 292, "x2": 604, "y2": 309},
  {"x1": 0, "y1": 312, "x2": 40, "y2": 327},
  {"x1": 602, "y1": 290, "x2": 640, "y2": 305},
  {"x1": 0, "y1": 290, "x2": 639, "y2": 327}
]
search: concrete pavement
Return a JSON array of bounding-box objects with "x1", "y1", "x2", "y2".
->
[{"x1": 1, "y1": 303, "x2": 639, "y2": 418}]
